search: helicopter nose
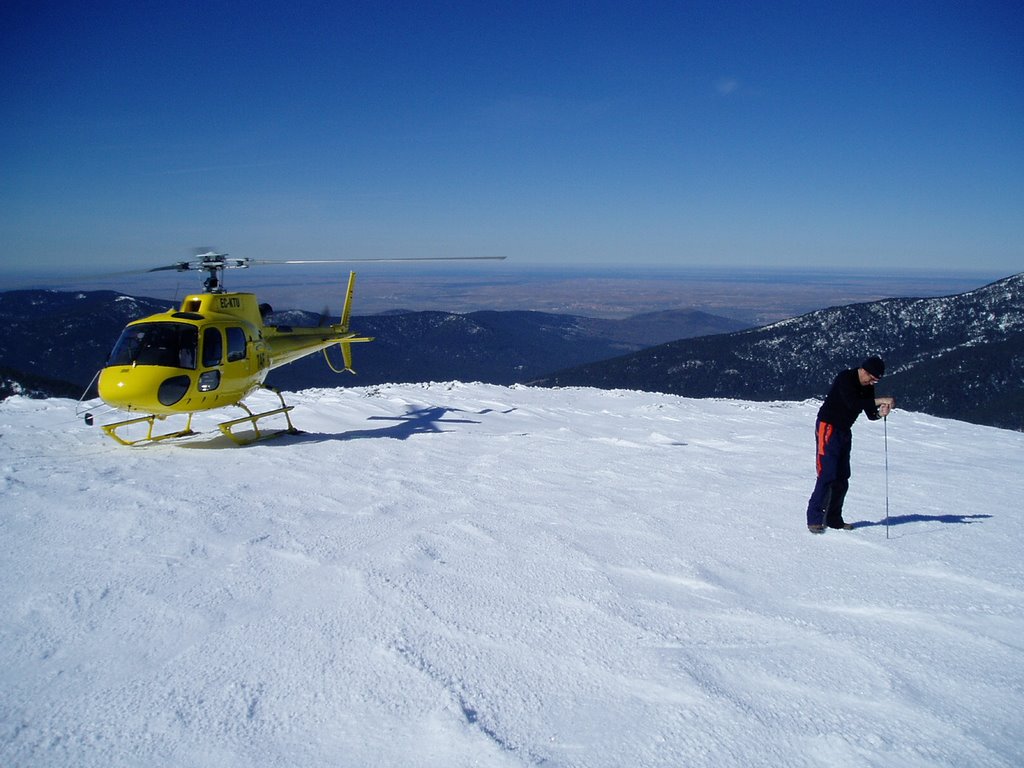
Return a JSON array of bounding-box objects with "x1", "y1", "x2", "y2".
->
[{"x1": 99, "y1": 366, "x2": 192, "y2": 411}]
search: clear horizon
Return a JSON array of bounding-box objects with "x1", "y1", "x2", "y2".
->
[{"x1": 1, "y1": 263, "x2": 1009, "y2": 324}]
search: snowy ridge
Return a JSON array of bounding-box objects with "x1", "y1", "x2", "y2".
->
[
  {"x1": 537, "y1": 273, "x2": 1024, "y2": 429},
  {"x1": 2, "y1": 383, "x2": 1023, "y2": 767},
  {"x1": 757, "y1": 272, "x2": 1024, "y2": 360}
]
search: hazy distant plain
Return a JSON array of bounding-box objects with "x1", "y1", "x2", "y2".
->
[{"x1": 2, "y1": 265, "x2": 1005, "y2": 325}]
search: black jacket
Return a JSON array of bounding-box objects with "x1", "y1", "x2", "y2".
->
[{"x1": 817, "y1": 369, "x2": 881, "y2": 430}]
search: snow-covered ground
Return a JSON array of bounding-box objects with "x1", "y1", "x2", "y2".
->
[{"x1": 2, "y1": 383, "x2": 1022, "y2": 767}]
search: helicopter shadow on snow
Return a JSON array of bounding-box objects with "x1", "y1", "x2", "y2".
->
[
  {"x1": 280, "y1": 405, "x2": 516, "y2": 444},
  {"x1": 174, "y1": 405, "x2": 516, "y2": 448}
]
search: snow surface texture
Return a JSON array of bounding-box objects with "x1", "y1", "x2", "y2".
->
[{"x1": 1, "y1": 383, "x2": 1022, "y2": 768}]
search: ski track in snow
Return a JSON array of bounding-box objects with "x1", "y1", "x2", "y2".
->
[{"x1": 1, "y1": 383, "x2": 1022, "y2": 767}]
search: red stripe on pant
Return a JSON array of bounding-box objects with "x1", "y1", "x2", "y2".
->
[{"x1": 816, "y1": 421, "x2": 834, "y2": 475}]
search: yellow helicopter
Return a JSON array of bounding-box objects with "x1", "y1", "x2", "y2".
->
[{"x1": 89, "y1": 250, "x2": 504, "y2": 445}]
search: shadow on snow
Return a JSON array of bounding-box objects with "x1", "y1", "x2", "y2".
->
[
  {"x1": 853, "y1": 513, "x2": 993, "y2": 529},
  {"x1": 283, "y1": 405, "x2": 510, "y2": 443}
]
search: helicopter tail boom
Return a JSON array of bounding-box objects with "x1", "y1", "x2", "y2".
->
[
  {"x1": 263, "y1": 271, "x2": 372, "y2": 371},
  {"x1": 263, "y1": 327, "x2": 372, "y2": 371}
]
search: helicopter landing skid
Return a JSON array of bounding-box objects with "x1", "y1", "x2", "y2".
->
[
  {"x1": 217, "y1": 390, "x2": 300, "y2": 446},
  {"x1": 101, "y1": 413, "x2": 196, "y2": 446}
]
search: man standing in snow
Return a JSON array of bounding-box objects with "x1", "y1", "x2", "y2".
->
[{"x1": 806, "y1": 356, "x2": 895, "y2": 534}]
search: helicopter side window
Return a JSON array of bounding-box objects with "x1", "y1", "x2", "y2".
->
[
  {"x1": 203, "y1": 327, "x2": 223, "y2": 367},
  {"x1": 226, "y1": 327, "x2": 247, "y2": 362},
  {"x1": 107, "y1": 323, "x2": 198, "y2": 369}
]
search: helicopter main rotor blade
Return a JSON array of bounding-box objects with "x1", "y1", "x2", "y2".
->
[
  {"x1": 122, "y1": 254, "x2": 505, "y2": 288},
  {"x1": 250, "y1": 256, "x2": 506, "y2": 265},
  {"x1": 146, "y1": 262, "x2": 193, "y2": 273}
]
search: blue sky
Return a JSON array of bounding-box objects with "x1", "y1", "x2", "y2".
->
[{"x1": 2, "y1": 1, "x2": 1021, "y2": 275}]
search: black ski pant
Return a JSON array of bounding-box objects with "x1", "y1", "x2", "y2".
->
[{"x1": 806, "y1": 419, "x2": 852, "y2": 527}]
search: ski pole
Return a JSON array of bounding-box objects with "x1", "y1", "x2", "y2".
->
[{"x1": 884, "y1": 415, "x2": 890, "y2": 539}]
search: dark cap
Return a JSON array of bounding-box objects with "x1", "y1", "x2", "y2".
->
[{"x1": 861, "y1": 356, "x2": 885, "y2": 378}]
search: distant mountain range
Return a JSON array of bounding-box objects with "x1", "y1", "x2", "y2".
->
[
  {"x1": 0, "y1": 291, "x2": 175, "y2": 403},
  {"x1": 261, "y1": 307, "x2": 747, "y2": 391},
  {"x1": 534, "y1": 273, "x2": 1024, "y2": 431},
  {"x1": 2, "y1": 275, "x2": 1020, "y2": 430},
  {"x1": 0, "y1": 289, "x2": 745, "y2": 399}
]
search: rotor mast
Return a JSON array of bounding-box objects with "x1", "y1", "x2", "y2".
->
[{"x1": 167, "y1": 251, "x2": 248, "y2": 294}]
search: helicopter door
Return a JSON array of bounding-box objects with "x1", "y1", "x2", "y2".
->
[
  {"x1": 197, "y1": 327, "x2": 224, "y2": 392},
  {"x1": 218, "y1": 326, "x2": 254, "y2": 400},
  {"x1": 202, "y1": 327, "x2": 223, "y2": 367}
]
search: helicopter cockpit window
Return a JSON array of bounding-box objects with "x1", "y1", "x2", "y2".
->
[
  {"x1": 108, "y1": 323, "x2": 198, "y2": 369},
  {"x1": 226, "y1": 327, "x2": 247, "y2": 362},
  {"x1": 203, "y1": 327, "x2": 223, "y2": 367}
]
